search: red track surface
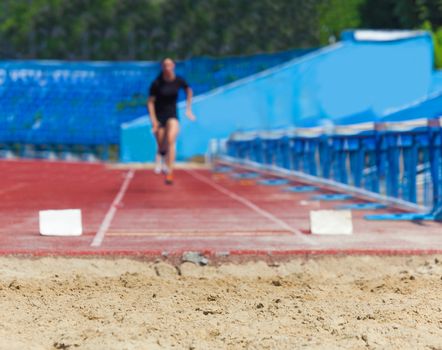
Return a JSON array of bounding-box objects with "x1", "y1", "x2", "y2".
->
[{"x1": 0, "y1": 159, "x2": 441, "y2": 257}]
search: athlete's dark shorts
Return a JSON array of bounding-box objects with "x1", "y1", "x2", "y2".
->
[{"x1": 157, "y1": 115, "x2": 178, "y2": 128}]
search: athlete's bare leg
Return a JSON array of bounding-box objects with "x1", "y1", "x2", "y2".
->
[
  {"x1": 154, "y1": 153, "x2": 161, "y2": 173},
  {"x1": 165, "y1": 118, "x2": 179, "y2": 177},
  {"x1": 154, "y1": 127, "x2": 168, "y2": 173}
]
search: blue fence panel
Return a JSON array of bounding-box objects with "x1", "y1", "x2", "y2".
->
[{"x1": 224, "y1": 119, "x2": 442, "y2": 220}]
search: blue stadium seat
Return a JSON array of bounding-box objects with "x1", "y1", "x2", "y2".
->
[{"x1": 0, "y1": 49, "x2": 314, "y2": 159}]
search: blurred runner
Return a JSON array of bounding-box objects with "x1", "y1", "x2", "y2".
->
[{"x1": 147, "y1": 58, "x2": 196, "y2": 184}]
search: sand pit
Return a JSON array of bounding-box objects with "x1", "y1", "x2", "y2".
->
[{"x1": 0, "y1": 255, "x2": 442, "y2": 349}]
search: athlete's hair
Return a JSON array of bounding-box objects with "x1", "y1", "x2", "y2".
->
[
  {"x1": 157, "y1": 58, "x2": 175, "y2": 79},
  {"x1": 161, "y1": 57, "x2": 175, "y2": 65}
]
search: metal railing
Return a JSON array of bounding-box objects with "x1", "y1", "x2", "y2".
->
[{"x1": 216, "y1": 118, "x2": 442, "y2": 221}]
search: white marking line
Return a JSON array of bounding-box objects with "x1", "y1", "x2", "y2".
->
[
  {"x1": 185, "y1": 170, "x2": 315, "y2": 244},
  {"x1": 91, "y1": 169, "x2": 135, "y2": 247}
]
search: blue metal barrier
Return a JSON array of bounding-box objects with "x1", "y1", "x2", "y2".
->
[{"x1": 224, "y1": 118, "x2": 442, "y2": 221}]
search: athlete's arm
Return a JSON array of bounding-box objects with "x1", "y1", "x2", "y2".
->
[
  {"x1": 148, "y1": 81, "x2": 159, "y2": 132},
  {"x1": 185, "y1": 86, "x2": 196, "y2": 121},
  {"x1": 147, "y1": 96, "x2": 159, "y2": 132}
]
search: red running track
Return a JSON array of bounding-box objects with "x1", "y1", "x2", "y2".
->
[{"x1": 0, "y1": 160, "x2": 441, "y2": 257}]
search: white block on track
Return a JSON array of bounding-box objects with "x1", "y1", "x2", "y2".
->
[
  {"x1": 310, "y1": 210, "x2": 353, "y2": 235},
  {"x1": 39, "y1": 209, "x2": 83, "y2": 236}
]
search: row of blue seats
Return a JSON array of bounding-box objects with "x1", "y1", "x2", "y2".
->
[
  {"x1": 0, "y1": 144, "x2": 115, "y2": 162},
  {"x1": 0, "y1": 131, "x2": 117, "y2": 145},
  {"x1": 0, "y1": 49, "x2": 314, "y2": 146}
]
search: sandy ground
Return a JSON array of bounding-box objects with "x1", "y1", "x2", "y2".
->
[{"x1": 0, "y1": 255, "x2": 442, "y2": 350}]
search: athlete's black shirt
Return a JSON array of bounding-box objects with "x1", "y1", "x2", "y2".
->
[{"x1": 149, "y1": 75, "x2": 189, "y2": 120}]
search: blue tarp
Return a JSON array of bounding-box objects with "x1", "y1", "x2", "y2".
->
[{"x1": 381, "y1": 90, "x2": 442, "y2": 122}]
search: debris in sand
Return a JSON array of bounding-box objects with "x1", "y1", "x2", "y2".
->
[{"x1": 182, "y1": 252, "x2": 209, "y2": 265}]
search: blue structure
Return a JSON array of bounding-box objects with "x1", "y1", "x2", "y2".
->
[
  {"x1": 0, "y1": 49, "x2": 311, "y2": 159},
  {"x1": 202, "y1": 31, "x2": 442, "y2": 221},
  {"x1": 219, "y1": 34, "x2": 442, "y2": 219},
  {"x1": 380, "y1": 90, "x2": 442, "y2": 122},
  {"x1": 221, "y1": 117, "x2": 442, "y2": 221},
  {"x1": 122, "y1": 30, "x2": 439, "y2": 162}
]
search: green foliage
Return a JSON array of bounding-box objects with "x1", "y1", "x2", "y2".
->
[
  {"x1": 0, "y1": 0, "x2": 321, "y2": 60},
  {"x1": 318, "y1": 0, "x2": 364, "y2": 45},
  {"x1": 0, "y1": 0, "x2": 164, "y2": 59},
  {"x1": 359, "y1": 0, "x2": 442, "y2": 29},
  {"x1": 1, "y1": 0, "x2": 442, "y2": 63},
  {"x1": 434, "y1": 28, "x2": 442, "y2": 68},
  {"x1": 421, "y1": 20, "x2": 442, "y2": 69}
]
